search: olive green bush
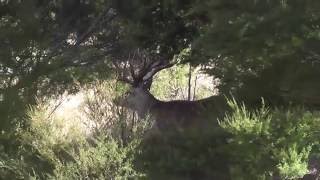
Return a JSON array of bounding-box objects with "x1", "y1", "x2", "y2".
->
[
  {"x1": 221, "y1": 99, "x2": 320, "y2": 179},
  {"x1": 1, "y1": 80, "x2": 320, "y2": 180},
  {"x1": 134, "y1": 99, "x2": 320, "y2": 180},
  {"x1": 51, "y1": 137, "x2": 142, "y2": 180},
  {"x1": 134, "y1": 129, "x2": 231, "y2": 180},
  {"x1": 0, "y1": 81, "x2": 146, "y2": 180},
  {"x1": 80, "y1": 80, "x2": 152, "y2": 145}
]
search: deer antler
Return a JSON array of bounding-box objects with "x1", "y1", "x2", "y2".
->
[
  {"x1": 142, "y1": 59, "x2": 174, "y2": 82},
  {"x1": 113, "y1": 49, "x2": 175, "y2": 88},
  {"x1": 113, "y1": 54, "x2": 136, "y2": 85}
]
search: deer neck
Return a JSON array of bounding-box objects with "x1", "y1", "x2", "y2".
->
[{"x1": 135, "y1": 90, "x2": 159, "y2": 118}]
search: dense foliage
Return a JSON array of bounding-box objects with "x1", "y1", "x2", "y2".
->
[
  {"x1": 188, "y1": 0, "x2": 320, "y2": 106},
  {"x1": 135, "y1": 100, "x2": 320, "y2": 179},
  {"x1": 1, "y1": 0, "x2": 320, "y2": 179},
  {"x1": 221, "y1": 100, "x2": 320, "y2": 179},
  {"x1": 0, "y1": 0, "x2": 115, "y2": 130},
  {"x1": 0, "y1": 81, "x2": 146, "y2": 179},
  {"x1": 2, "y1": 82, "x2": 320, "y2": 179}
]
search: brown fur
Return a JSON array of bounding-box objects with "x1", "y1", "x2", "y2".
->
[
  {"x1": 150, "y1": 95, "x2": 229, "y2": 131},
  {"x1": 120, "y1": 87, "x2": 229, "y2": 132}
]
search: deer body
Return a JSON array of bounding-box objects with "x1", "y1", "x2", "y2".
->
[{"x1": 121, "y1": 87, "x2": 229, "y2": 131}]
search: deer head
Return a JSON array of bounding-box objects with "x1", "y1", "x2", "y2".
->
[{"x1": 113, "y1": 49, "x2": 174, "y2": 118}]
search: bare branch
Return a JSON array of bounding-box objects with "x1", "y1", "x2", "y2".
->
[{"x1": 75, "y1": 8, "x2": 117, "y2": 46}]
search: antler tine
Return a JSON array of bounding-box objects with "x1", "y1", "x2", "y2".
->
[
  {"x1": 136, "y1": 50, "x2": 150, "y2": 78},
  {"x1": 132, "y1": 50, "x2": 175, "y2": 86},
  {"x1": 142, "y1": 58, "x2": 174, "y2": 82},
  {"x1": 128, "y1": 52, "x2": 136, "y2": 80},
  {"x1": 142, "y1": 51, "x2": 148, "y2": 71},
  {"x1": 114, "y1": 48, "x2": 175, "y2": 87},
  {"x1": 113, "y1": 58, "x2": 133, "y2": 84}
]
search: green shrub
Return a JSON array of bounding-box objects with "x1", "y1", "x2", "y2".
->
[
  {"x1": 0, "y1": 146, "x2": 40, "y2": 180},
  {"x1": 2, "y1": 78, "x2": 320, "y2": 180},
  {"x1": 134, "y1": 125, "x2": 231, "y2": 179},
  {"x1": 0, "y1": 84, "x2": 146, "y2": 180},
  {"x1": 135, "y1": 99, "x2": 320, "y2": 180},
  {"x1": 52, "y1": 137, "x2": 143, "y2": 180},
  {"x1": 80, "y1": 80, "x2": 151, "y2": 145},
  {"x1": 0, "y1": 133, "x2": 53, "y2": 180},
  {"x1": 220, "y1": 99, "x2": 320, "y2": 179}
]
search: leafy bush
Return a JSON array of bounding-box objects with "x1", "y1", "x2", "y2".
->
[
  {"x1": 135, "y1": 99, "x2": 320, "y2": 180},
  {"x1": 220, "y1": 99, "x2": 320, "y2": 179},
  {"x1": 2, "y1": 79, "x2": 320, "y2": 180},
  {"x1": 52, "y1": 137, "x2": 143, "y2": 180},
  {"x1": 0, "y1": 134, "x2": 54, "y2": 179},
  {"x1": 80, "y1": 80, "x2": 151, "y2": 145},
  {"x1": 0, "y1": 146, "x2": 40, "y2": 179},
  {"x1": 134, "y1": 123, "x2": 231, "y2": 179},
  {"x1": 0, "y1": 82, "x2": 146, "y2": 180}
]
